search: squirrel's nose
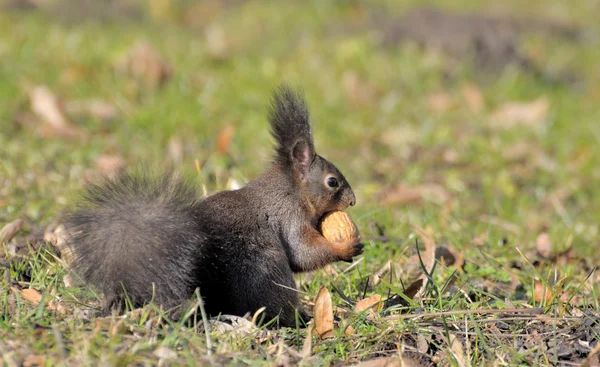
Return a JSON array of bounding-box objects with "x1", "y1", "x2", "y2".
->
[{"x1": 347, "y1": 191, "x2": 356, "y2": 206}]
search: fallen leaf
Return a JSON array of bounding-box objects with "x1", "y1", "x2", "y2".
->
[
  {"x1": 453, "y1": 250, "x2": 465, "y2": 272},
  {"x1": 478, "y1": 215, "x2": 521, "y2": 235},
  {"x1": 216, "y1": 124, "x2": 235, "y2": 154},
  {"x1": 342, "y1": 70, "x2": 379, "y2": 106},
  {"x1": 343, "y1": 319, "x2": 355, "y2": 336},
  {"x1": 551, "y1": 247, "x2": 582, "y2": 267},
  {"x1": 29, "y1": 85, "x2": 79, "y2": 137},
  {"x1": 417, "y1": 334, "x2": 429, "y2": 354},
  {"x1": 435, "y1": 246, "x2": 456, "y2": 266},
  {"x1": 448, "y1": 334, "x2": 469, "y2": 367},
  {"x1": 380, "y1": 184, "x2": 450, "y2": 206},
  {"x1": 20, "y1": 288, "x2": 43, "y2": 304},
  {"x1": 23, "y1": 355, "x2": 46, "y2": 367},
  {"x1": 350, "y1": 356, "x2": 424, "y2": 367},
  {"x1": 536, "y1": 232, "x2": 552, "y2": 258},
  {"x1": 490, "y1": 98, "x2": 549, "y2": 129},
  {"x1": 64, "y1": 99, "x2": 119, "y2": 122},
  {"x1": 153, "y1": 347, "x2": 178, "y2": 360},
  {"x1": 0, "y1": 218, "x2": 24, "y2": 244},
  {"x1": 354, "y1": 294, "x2": 382, "y2": 314},
  {"x1": 368, "y1": 260, "x2": 391, "y2": 288},
  {"x1": 461, "y1": 83, "x2": 484, "y2": 113},
  {"x1": 403, "y1": 278, "x2": 424, "y2": 299},
  {"x1": 205, "y1": 314, "x2": 256, "y2": 335},
  {"x1": 205, "y1": 24, "x2": 231, "y2": 60},
  {"x1": 580, "y1": 342, "x2": 600, "y2": 367},
  {"x1": 52, "y1": 224, "x2": 72, "y2": 261},
  {"x1": 300, "y1": 325, "x2": 312, "y2": 358},
  {"x1": 110, "y1": 318, "x2": 126, "y2": 336},
  {"x1": 427, "y1": 91, "x2": 454, "y2": 112},
  {"x1": 182, "y1": 1, "x2": 224, "y2": 28},
  {"x1": 410, "y1": 225, "x2": 437, "y2": 303},
  {"x1": 167, "y1": 136, "x2": 184, "y2": 164},
  {"x1": 322, "y1": 264, "x2": 339, "y2": 277},
  {"x1": 95, "y1": 155, "x2": 126, "y2": 176},
  {"x1": 533, "y1": 280, "x2": 554, "y2": 303},
  {"x1": 313, "y1": 286, "x2": 334, "y2": 339},
  {"x1": 442, "y1": 148, "x2": 460, "y2": 164},
  {"x1": 472, "y1": 232, "x2": 488, "y2": 246},
  {"x1": 119, "y1": 42, "x2": 172, "y2": 88}
]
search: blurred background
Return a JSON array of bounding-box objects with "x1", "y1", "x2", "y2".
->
[{"x1": 1, "y1": 0, "x2": 599, "y2": 263}]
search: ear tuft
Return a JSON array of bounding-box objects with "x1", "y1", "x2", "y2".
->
[{"x1": 269, "y1": 85, "x2": 315, "y2": 169}]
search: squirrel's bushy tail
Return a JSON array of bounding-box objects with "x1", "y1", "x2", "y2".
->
[{"x1": 64, "y1": 170, "x2": 204, "y2": 313}]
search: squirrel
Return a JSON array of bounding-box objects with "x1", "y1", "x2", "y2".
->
[{"x1": 64, "y1": 86, "x2": 363, "y2": 327}]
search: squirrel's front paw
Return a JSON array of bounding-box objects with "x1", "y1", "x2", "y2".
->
[{"x1": 338, "y1": 237, "x2": 364, "y2": 262}]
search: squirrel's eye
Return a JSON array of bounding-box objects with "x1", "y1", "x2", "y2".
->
[{"x1": 326, "y1": 177, "x2": 339, "y2": 188}]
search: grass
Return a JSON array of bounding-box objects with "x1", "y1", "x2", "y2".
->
[{"x1": 1, "y1": 0, "x2": 600, "y2": 365}]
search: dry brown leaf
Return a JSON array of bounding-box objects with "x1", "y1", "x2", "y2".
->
[
  {"x1": 343, "y1": 320, "x2": 355, "y2": 336},
  {"x1": 23, "y1": 355, "x2": 46, "y2": 367},
  {"x1": 300, "y1": 325, "x2": 313, "y2": 358},
  {"x1": 354, "y1": 294, "x2": 382, "y2": 314},
  {"x1": 580, "y1": 342, "x2": 600, "y2": 367},
  {"x1": 417, "y1": 334, "x2": 429, "y2": 354},
  {"x1": 120, "y1": 42, "x2": 172, "y2": 88},
  {"x1": 0, "y1": 218, "x2": 24, "y2": 244},
  {"x1": 52, "y1": 224, "x2": 70, "y2": 255},
  {"x1": 20, "y1": 288, "x2": 43, "y2": 304},
  {"x1": 205, "y1": 24, "x2": 231, "y2": 60},
  {"x1": 427, "y1": 91, "x2": 454, "y2": 112},
  {"x1": 313, "y1": 286, "x2": 334, "y2": 339},
  {"x1": 472, "y1": 232, "x2": 488, "y2": 246},
  {"x1": 380, "y1": 184, "x2": 450, "y2": 206},
  {"x1": 453, "y1": 250, "x2": 465, "y2": 272},
  {"x1": 368, "y1": 260, "x2": 391, "y2": 288},
  {"x1": 436, "y1": 246, "x2": 456, "y2": 266},
  {"x1": 442, "y1": 148, "x2": 459, "y2": 164},
  {"x1": 59, "y1": 64, "x2": 86, "y2": 86},
  {"x1": 110, "y1": 318, "x2": 126, "y2": 336},
  {"x1": 167, "y1": 136, "x2": 184, "y2": 164},
  {"x1": 350, "y1": 356, "x2": 424, "y2": 367},
  {"x1": 449, "y1": 334, "x2": 469, "y2": 367},
  {"x1": 478, "y1": 215, "x2": 522, "y2": 235},
  {"x1": 322, "y1": 264, "x2": 339, "y2": 277},
  {"x1": 410, "y1": 225, "x2": 437, "y2": 303},
  {"x1": 95, "y1": 155, "x2": 126, "y2": 176},
  {"x1": 216, "y1": 124, "x2": 235, "y2": 154},
  {"x1": 546, "y1": 247, "x2": 582, "y2": 268},
  {"x1": 182, "y1": 1, "x2": 224, "y2": 28},
  {"x1": 64, "y1": 99, "x2": 118, "y2": 122},
  {"x1": 536, "y1": 232, "x2": 552, "y2": 258},
  {"x1": 533, "y1": 281, "x2": 553, "y2": 303},
  {"x1": 342, "y1": 71, "x2": 379, "y2": 106},
  {"x1": 403, "y1": 278, "x2": 424, "y2": 299},
  {"x1": 490, "y1": 97, "x2": 549, "y2": 129},
  {"x1": 29, "y1": 85, "x2": 79, "y2": 137},
  {"x1": 30, "y1": 85, "x2": 68, "y2": 128},
  {"x1": 13, "y1": 288, "x2": 64, "y2": 313},
  {"x1": 153, "y1": 346, "x2": 178, "y2": 360},
  {"x1": 461, "y1": 83, "x2": 484, "y2": 113}
]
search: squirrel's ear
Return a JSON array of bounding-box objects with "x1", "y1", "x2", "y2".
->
[
  {"x1": 292, "y1": 138, "x2": 312, "y2": 180},
  {"x1": 269, "y1": 85, "x2": 316, "y2": 175}
]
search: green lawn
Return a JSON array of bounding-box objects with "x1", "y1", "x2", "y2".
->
[{"x1": 1, "y1": 0, "x2": 600, "y2": 365}]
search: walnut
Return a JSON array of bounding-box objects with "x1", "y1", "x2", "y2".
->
[{"x1": 319, "y1": 211, "x2": 360, "y2": 243}]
